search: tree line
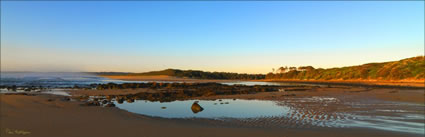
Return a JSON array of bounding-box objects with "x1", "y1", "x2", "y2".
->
[{"x1": 97, "y1": 69, "x2": 266, "y2": 80}]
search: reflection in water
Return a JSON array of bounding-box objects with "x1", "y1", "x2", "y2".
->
[
  {"x1": 113, "y1": 99, "x2": 287, "y2": 118},
  {"x1": 191, "y1": 101, "x2": 204, "y2": 114},
  {"x1": 84, "y1": 96, "x2": 424, "y2": 135}
]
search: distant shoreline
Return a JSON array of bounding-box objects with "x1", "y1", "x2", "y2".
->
[
  {"x1": 100, "y1": 75, "x2": 238, "y2": 83},
  {"x1": 100, "y1": 75, "x2": 424, "y2": 88}
]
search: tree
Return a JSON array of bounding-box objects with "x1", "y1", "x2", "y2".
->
[
  {"x1": 298, "y1": 66, "x2": 315, "y2": 71},
  {"x1": 278, "y1": 67, "x2": 288, "y2": 73}
]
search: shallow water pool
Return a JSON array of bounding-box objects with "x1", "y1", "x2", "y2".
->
[
  {"x1": 114, "y1": 99, "x2": 289, "y2": 118},
  {"x1": 112, "y1": 97, "x2": 424, "y2": 135}
]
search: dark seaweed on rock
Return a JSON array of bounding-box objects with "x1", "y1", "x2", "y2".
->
[{"x1": 91, "y1": 82, "x2": 311, "y2": 102}]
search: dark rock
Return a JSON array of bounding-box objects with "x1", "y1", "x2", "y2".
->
[
  {"x1": 117, "y1": 98, "x2": 124, "y2": 104},
  {"x1": 104, "y1": 103, "x2": 116, "y2": 107},
  {"x1": 61, "y1": 97, "x2": 71, "y2": 101},
  {"x1": 4, "y1": 93, "x2": 28, "y2": 96},
  {"x1": 282, "y1": 94, "x2": 296, "y2": 97},
  {"x1": 101, "y1": 100, "x2": 108, "y2": 104},
  {"x1": 191, "y1": 102, "x2": 204, "y2": 114},
  {"x1": 81, "y1": 101, "x2": 100, "y2": 106},
  {"x1": 78, "y1": 96, "x2": 89, "y2": 101},
  {"x1": 126, "y1": 98, "x2": 134, "y2": 103}
]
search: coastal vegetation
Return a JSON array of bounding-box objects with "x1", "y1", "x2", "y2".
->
[
  {"x1": 95, "y1": 69, "x2": 265, "y2": 80},
  {"x1": 95, "y1": 56, "x2": 424, "y2": 81},
  {"x1": 266, "y1": 56, "x2": 424, "y2": 81}
]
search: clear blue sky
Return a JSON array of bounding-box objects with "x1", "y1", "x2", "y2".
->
[{"x1": 1, "y1": 1, "x2": 424, "y2": 73}]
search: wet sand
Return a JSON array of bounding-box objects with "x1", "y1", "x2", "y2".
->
[
  {"x1": 259, "y1": 79, "x2": 425, "y2": 88},
  {"x1": 194, "y1": 86, "x2": 425, "y2": 104},
  {"x1": 1, "y1": 86, "x2": 424, "y2": 137},
  {"x1": 193, "y1": 87, "x2": 424, "y2": 132}
]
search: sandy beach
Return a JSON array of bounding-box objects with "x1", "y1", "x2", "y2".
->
[{"x1": 1, "y1": 85, "x2": 423, "y2": 137}]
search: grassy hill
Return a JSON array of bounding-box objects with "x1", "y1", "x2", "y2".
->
[
  {"x1": 95, "y1": 56, "x2": 424, "y2": 81},
  {"x1": 95, "y1": 69, "x2": 266, "y2": 80},
  {"x1": 266, "y1": 56, "x2": 424, "y2": 81}
]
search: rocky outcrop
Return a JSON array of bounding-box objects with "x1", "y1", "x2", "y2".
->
[{"x1": 191, "y1": 101, "x2": 204, "y2": 114}]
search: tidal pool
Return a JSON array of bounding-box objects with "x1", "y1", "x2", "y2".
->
[
  {"x1": 112, "y1": 97, "x2": 424, "y2": 135},
  {"x1": 114, "y1": 99, "x2": 289, "y2": 118}
]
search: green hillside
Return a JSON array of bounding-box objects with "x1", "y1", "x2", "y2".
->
[
  {"x1": 95, "y1": 56, "x2": 424, "y2": 81},
  {"x1": 266, "y1": 56, "x2": 425, "y2": 80}
]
